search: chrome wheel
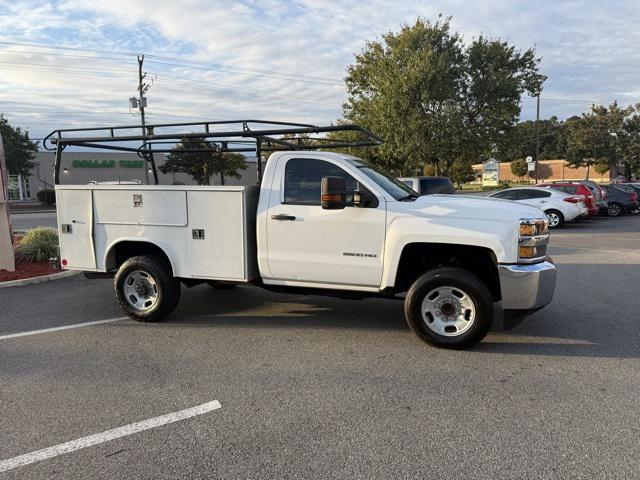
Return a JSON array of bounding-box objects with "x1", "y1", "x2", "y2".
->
[
  {"x1": 607, "y1": 203, "x2": 622, "y2": 217},
  {"x1": 546, "y1": 211, "x2": 561, "y2": 228},
  {"x1": 421, "y1": 286, "x2": 476, "y2": 337},
  {"x1": 123, "y1": 270, "x2": 159, "y2": 312}
]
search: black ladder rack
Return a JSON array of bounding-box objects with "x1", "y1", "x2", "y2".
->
[{"x1": 43, "y1": 119, "x2": 382, "y2": 185}]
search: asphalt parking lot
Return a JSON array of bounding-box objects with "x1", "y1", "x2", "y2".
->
[{"x1": 1, "y1": 215, "x2": 639, "y2": 479}]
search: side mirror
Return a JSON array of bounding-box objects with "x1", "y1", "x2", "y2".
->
[{"x1": 321, "y1": 176, "x2": 347, "y2": 210}]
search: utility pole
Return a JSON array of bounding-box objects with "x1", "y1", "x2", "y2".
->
[
  {"x1": 137, "y1": 55, "x2": 150, "y2": 184},
  {"x1": 534, "y1": 74, "x2": 548, "y2": 184}
]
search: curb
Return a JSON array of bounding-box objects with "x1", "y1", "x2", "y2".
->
[
  {"x1": 0, "y1": 270, "x2": 79, "y2": 288},
  {"x1": 10, "y1": 210, "x2": 56, "y2": 214}
]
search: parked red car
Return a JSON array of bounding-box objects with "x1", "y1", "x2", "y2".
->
[{"x1": 538, "y1": 182, "x2": 599, "y2": 216}]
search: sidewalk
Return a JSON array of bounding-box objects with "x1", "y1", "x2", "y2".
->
[{"x1": 8, "y1": 201, "x2": 56, "y2": 214}]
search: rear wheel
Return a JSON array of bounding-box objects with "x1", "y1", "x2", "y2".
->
[
  {"x1": 404, "y1": 267, "x2": 494, "y2": 349},
  {"x1": 115, "y1": 255, "x2": 181, "y2": 322},
  {"x1": 607, "y1": 202, "x2": 622, "y2": 217},
  {"x1": 545, "y1": 209, "x2": 564, "y2": 228}
]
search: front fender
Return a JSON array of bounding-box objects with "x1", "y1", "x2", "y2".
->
[{"x1": 380, "y1": 216, "x2": 516, "y2": 290}]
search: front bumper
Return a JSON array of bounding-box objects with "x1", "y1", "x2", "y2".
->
[{"x1": 498, "y1": 260, "x2": 556, "y2": 310}]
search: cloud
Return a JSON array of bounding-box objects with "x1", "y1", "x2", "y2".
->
[{"x1": 0, "y1": 0, "x2": 639, "y2": 142}]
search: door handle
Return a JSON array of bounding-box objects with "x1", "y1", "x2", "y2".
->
[
  {"x1": 540, "y1": 200, "x2": 548, "y2": 203},
  {"x1": 271, "y1": 214, "x2": 296, "y2": 221}
]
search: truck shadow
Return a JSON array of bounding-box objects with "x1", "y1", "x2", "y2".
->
[
  {"x1": 165, "y1": 260, "x2": 640, "y2": 358},
  {"x1": 169, "y1": 284, "x2": 408, "y2": 331}
]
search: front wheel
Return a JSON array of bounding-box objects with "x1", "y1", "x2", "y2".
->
[
  {"x1": 607, "y1": 203, "x2": 622, "y2": 217},
  {"x1": 404, "y1": 267, "x2": 494, "y2": 349},
  {"x1": 545, "y1": 209, "x2": 564, "y2": 228},
  {"x1": 114, "y1": 255, "x2": 181, "y2": 322}
]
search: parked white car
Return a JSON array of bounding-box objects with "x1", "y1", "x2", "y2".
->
[{"x1": 489, "y1": 187, "x2": 588, "y2": 228}]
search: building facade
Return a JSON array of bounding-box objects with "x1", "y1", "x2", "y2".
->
[
  {"x1": 471, "y1": 159, "x2": 613, "y2": 185},
  {"x1": 9, "y1": 152, "x2": 259, "y2": 201}
]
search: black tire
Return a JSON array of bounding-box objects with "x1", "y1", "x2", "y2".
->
[
  {"x1": 206, "y1": 280, "x2": 237, "y2": 290},
  {"x1": 114, "y1": 255, "x2": 181, "y2": 322},
  {"x1": 607, "y1": 202, "x2": 623, "y2": 217},
  {"x1": 545, "y1": 209, "x2": 564, "y2": 228},
  {"x1": 404, "y1": 267, "x2": 494, "y2": 349}
]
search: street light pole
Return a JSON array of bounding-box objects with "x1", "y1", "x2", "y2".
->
[{"x1": 534, "y1": 74, "x2": 548, "y2": 184}]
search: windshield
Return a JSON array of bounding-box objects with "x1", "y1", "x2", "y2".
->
[{"x1": 345, "y1": 160, "x2": 417, "y2": 200}]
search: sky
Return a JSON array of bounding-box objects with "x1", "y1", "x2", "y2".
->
[{"x1": 0, "y1": 0, "x2": 639, "y2": 144}]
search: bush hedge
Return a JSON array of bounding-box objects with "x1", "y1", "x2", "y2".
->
[
  {"x1": 16, "y1": 227, "x2": 59, "y2": 263},
  {"x1": 36, "y1": 189, "x2": 56, "y2": 205}
]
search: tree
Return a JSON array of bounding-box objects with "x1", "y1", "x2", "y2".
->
[
  {"x1": 0, "y1": 115, "x2": 38, "y2": 177},
  {"x1": 160, "y1": 138, "x2": 247, "y2": 185},
  {"x1": 510, "y1": 159, "x2": 528, "y2": 181},
  {"x1": 496, "y1": 116, "x2": 567, "y2": 162},
  {"x1": 564, "y1": 102, "x2": 635, "y2": 179},
  {"x1": 449, "y1": 159, "x2": 475, "y2": 188},
  {"x1": 342, "y1": 17, "x2": 540, "y2": 175},
  {"x1": 594, "y1": 162, "x2": 610, "y2": 181}
]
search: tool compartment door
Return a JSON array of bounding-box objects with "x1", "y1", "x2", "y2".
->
[
  {"x1": 187, "y1": 190, "x2": 247, "y2": 280},
  {"x1": 55, "y1": 188, "x2": 96, "y2": 270}
]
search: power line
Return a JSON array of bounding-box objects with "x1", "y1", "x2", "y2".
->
[{"x1": 0, "y1": 40, "x2": 342, "y2": 85}]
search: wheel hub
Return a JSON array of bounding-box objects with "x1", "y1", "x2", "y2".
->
[
  {"x1": 421, "y1": 286, "x2": 476, "y2": 337},
  {"x1": 437, "y1": 299, "x2": 459, "y2": 319},
  {"x1": 135, "y1": 281, "x2": 150, "y2": 297},
  {"x1": 122, "y1": 270, "x2": 159, "y2": 312}
]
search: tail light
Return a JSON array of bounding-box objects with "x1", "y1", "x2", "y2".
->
[
  {"x1": 631, "y1": 193, "x2": 638, "y2": 202},
  {"x1": 563, "y1": 196, "x2": 582, "y2": 203}
]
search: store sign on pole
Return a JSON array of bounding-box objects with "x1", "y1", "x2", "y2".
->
[
  {"x1": 526, "y1": 156, "x2": 535, "y2": 172},
  {"x1": 0, "y1": 134, "x2": 16, "y2": 271},
  {"x1": 482, "y1": 158, "x2": 500, "y2": 187}
]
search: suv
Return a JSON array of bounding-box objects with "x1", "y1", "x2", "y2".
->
[
  {"x1": 398, "y1": 176, "x2": 455, "y2": 195},
  {"x1": 549, "y1": 180, "x2": 607, "y2": 210},
  {"x1": 601, "y1": 184, "x2": 639, "y2": 216},
  {"x1": 538, "y1": 182, "x2": 598, "y2": 216}
]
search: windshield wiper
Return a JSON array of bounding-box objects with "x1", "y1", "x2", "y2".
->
[{"x1": 398, "y1": 193, "x2": 419, "y2": 201}]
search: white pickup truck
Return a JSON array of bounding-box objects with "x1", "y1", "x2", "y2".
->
[{"x1": 48, "y1": 121, "x2": 556, "y2": 349}]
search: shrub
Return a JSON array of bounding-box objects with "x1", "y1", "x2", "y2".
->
[
  {"x1": 16, "y1": 227, "x2": 59, "y2": 263},
  {"x1": 36, "y1": 189, "x2": 56, "y2": 205}
]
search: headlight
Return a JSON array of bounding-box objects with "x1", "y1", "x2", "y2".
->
[{"x1": 518, "y1": 218, "x2": 549, "y2": 262}]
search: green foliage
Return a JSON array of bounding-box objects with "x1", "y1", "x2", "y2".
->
[
  {"x1": 496, "y1": 116, "x2": 567, "y2": 161},
  {"x1": 510, "y1": 159, "x2": 528, "y2": 179},
  {"x1": 594, "y1": 162, "x2": 610, "y2": 176},
  {"x1": 449, "y1": 160, "x2": 475, "y2": 188},
  {"x1": 0, "y1": 115, "x2": 38, "y2": 177},
  {"x1": 423, "y1": 164, "x2": 437, "y2": 176},
  {"x1": 160, "y1": 138, "x2": 248, "y2": 185},
  {"x1": 36, "y1": 189, "x2": 56, "y2": 205},
  {"x1": 342, "y1": 17, "x2": 540, "y2": 174},
  {"x1": 16, "y1": 227, "x2": 59, "y2": 263},
  {"x1": 563, "y1": 102, "x2": 640, "y2": 179}
]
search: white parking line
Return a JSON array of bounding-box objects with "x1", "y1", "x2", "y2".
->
[
  {"x1": 0, "y1": 400, "x2": 222, "y2": 473},
  {"x1": 0, "y1": 317, "x2": 127, "y2": 341}
]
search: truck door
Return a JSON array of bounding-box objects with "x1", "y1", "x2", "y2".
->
[{"x1": 265, "y1": 157, "x2": 386, "y2": 287}]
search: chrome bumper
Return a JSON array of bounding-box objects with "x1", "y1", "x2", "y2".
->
[{"x1": 498, "y1": 260, "x2": 556, "y2": 310}]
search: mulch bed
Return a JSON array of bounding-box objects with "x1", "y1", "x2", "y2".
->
[{"x1": 0, "y1": 235, "x2": 60, "y2": 283}]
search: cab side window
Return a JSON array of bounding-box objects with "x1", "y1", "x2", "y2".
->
[{"x1": 283, "y1": 158, "x2": 358, "y2": 206}]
